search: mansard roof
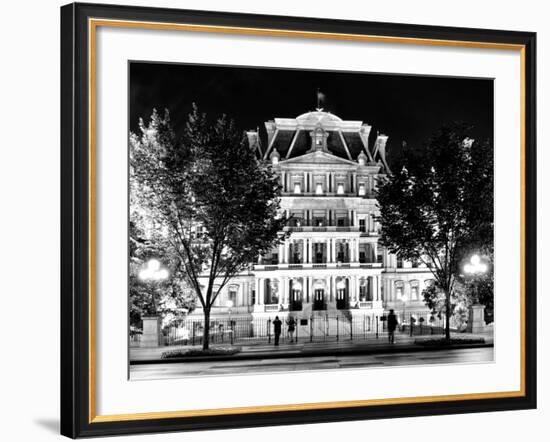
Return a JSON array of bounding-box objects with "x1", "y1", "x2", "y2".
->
[{"x1": 246, "y1": 108, "x2": 391, "y2": 173}]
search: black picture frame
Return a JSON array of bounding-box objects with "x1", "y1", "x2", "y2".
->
[{"x1": 61, "y1": 2, "x2": 537, "y2": 438}]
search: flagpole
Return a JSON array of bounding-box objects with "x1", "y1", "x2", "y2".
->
[{"x1": 316, "y1": 87, "x2": 320, "y2": 109}]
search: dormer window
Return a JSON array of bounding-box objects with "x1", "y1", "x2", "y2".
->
[
  {"x1": 310, "y1": 126, "x2": 328, "y2": 152},
  {"x1": 294, "y1": 182, "x2": 301, "y2": 194}
]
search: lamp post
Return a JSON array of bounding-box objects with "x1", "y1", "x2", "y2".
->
[
  {"x1": 226, "y1": 300, "x2": 234, "y2": 344},
  {"x1": 138, "y1": 259, "x2": 169, "y2": 347},
  {"x1": 463, "y1": 254, "x2": 488, "y2": 303},
  {"x1": 401, "y1": 290, "x2": 408, "y2": 331},
  {"x1": 138, "y1": 258, "x2": 169, "y2": 314},
  {"x1": 463, "y1": 254, "x2": 488, "y2": 333}
]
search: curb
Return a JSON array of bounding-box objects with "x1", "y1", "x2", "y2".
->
[{"x1": 130, "y1": 342, "x2": 493, "y2": 365}]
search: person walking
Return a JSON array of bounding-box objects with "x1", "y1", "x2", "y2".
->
[
  {"x1": 387, "y1": 309, "x2": 398, "y2": 344},
  {"x1": 273, "y1": 316, "x2": 282, "y2": 346},
  {"x1": 287, "y1": 316, "x2": 296, "y2": 343}
]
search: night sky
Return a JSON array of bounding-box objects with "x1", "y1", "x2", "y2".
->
[{"x1": 130, "y1": 62, "x2": 493, "y2": 165}]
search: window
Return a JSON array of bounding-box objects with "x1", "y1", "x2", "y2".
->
[
  {"x1": 410, "y1": 281, "x2": 419, "y2": 300},
  {"x1": 228, "y1": 287, "x2": 237, "y2": 305},
  {"x1": 293, "y1": 182, "x2": 301, "y2": 194},
  {"x1": 359, "y1": 284, "x2": 372, "y2": 301},
  {"x1": 359, "y1": 285, "x2": 366, "y2": 301},
  {"x1": 315, "y1": 182, "x2": 323, "y2": 195},
  {"x1": 337, "y1": 182, "x2": 345, "y2": 194},
  {"x1": 395, "y1": 281, "x2": 404, "y2": 300},
  {"x1": 358, "y1": 183, "x2": 366, "y2": 196},
  {"x1": 359, "y1": 218, "x2": 366, "y2": 232}
]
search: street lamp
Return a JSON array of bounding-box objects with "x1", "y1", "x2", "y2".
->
[
  {"x1": 463, "y1": 254, "x2": 488, "y2": 303},
  {"x1": 226, "y1": 300, "x2": 234, "y2": 344},
  {"x1": 137, "y1": 258, "x2": 169, "y2": 348},
  {"x1": 463, "y1": 254, "x2": 488, "y2": 276},
  {"x1": 463, "y1": 254, "x2": 489, "y2": 333},
  {"x1": 138, "y1": 258, "x2": 169, "y2": 314},
  {"x1": 401, "y1": 291, "x2": 408, "y2": 330}
]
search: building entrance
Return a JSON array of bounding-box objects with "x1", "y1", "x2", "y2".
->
[
  {"x1": 290, "y1": 289, "x2": 303, "y2": 311},
  {"x1": 313, "y1": 289, "x2": 325, "y2": 310},
  {"x1": 336, "y1": 288, "x2": 349, "y2": 309}
]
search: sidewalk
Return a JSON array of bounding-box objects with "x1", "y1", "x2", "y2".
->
[{"x1": 130, "y1": 332, "x2": 493, "y2": 364}]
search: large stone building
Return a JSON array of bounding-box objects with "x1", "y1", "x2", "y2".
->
[{"x1": 193, "y1": 109, "x2": 433, "y2": 326}]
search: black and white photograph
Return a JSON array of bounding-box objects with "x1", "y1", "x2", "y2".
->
[{"x1": 128, "y1": 62, "x2": 495, "y2": 380}]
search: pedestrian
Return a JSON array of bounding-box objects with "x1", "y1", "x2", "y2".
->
[
  {"x1": 273, "y1": 316, "x2": 282, "y2": 346},
  {"x1": 287, "y1": 316, "x2": 296, "y2": 343},
  {"x1": 387, "y1": 309, "x2": 398, "y2": 344}
]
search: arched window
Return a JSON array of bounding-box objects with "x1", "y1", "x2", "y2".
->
[
  {"x1": 410, "y1": 280, "x2": 419, "y2": 301},
  {"x1": 228, "y1": 285, "x2": 238, "y2": 306},
  {"x1": 395, "y1": 280, "x2": 404, "y2": 301}
]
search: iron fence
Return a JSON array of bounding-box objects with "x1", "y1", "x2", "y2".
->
[{"x1": 160, "y1": 310, "x2": 450, "y2": 346}]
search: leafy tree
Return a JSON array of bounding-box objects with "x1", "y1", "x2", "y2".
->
[
  {"x1": 377, "y1": 123, "x2": 493, "y2": 340},
  {"x1": 130, "y1": 106, "x2": 287, "y2": 349}
]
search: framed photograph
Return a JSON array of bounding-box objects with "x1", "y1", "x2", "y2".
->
[{"x1": 60, "y1": 2, "x2": 537, "y2": 438}]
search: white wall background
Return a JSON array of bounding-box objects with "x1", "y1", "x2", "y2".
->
[{"x1": 0, "y1": 0, "x2": 546, "y2": 440}]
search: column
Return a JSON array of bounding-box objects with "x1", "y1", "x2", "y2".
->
[
  {"x1": 367, "y1": 276, "x2": 376, "y2": 300},
  {"x1": 326, "y1": 172, "x2": 330, "y2": 193},
  {"x1": 331, "y1": 275, "x2": 336, "y2": 302},
  {"x1": 278, "y1": 242, "x2": 285, "y2": 264},
  {"x1": 332, "y1": 239, "x2": 337, "y2": 263},
  {"x1": 258, "y1": 278, "x2": 264, "y2": 305},
  {"x1": 326, "y1": 238, "x2": 330, "y2": 263},
  {"x1": 308, "y1": 276, "x2": 313, "y2": 304},
  {"x1": 255, "y1": 278, "x2": 260, "y2": 305},
  {"x1": 355, "y1": 239, "x2": 360, "y2": 262},
  {"x1": 308, "y1": 238, "x2": 313, "y2": 264},
  {"x1": 348, "y1": 210, "x2": 353, "y2": 226},
  {"x1": 284, "y1": 239, "x2": 290, "y2": 263},
  {"x1": 373, "y1": 243, "x2": 378, "y2": 262}
]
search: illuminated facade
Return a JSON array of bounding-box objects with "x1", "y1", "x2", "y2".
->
[{"x1": 193, "y1": 109, "x2": 432, "y2": 323}]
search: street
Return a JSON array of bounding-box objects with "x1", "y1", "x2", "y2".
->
[{"x1": 129, "y1": 346, "x2": 493, "y2": 380}]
